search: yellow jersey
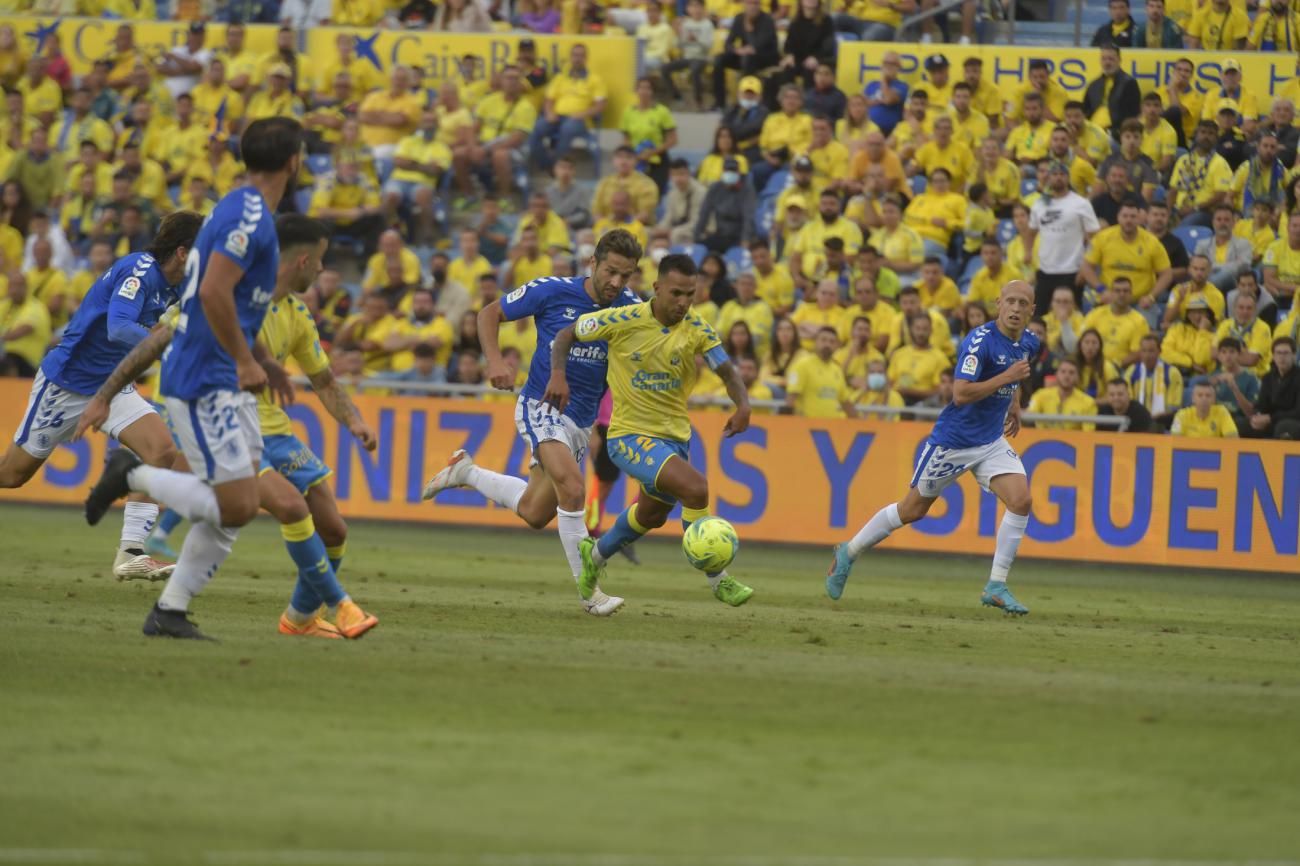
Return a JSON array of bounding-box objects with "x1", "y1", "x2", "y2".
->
[
  {"x1": 1187, "y1": 5, "x2": 1251, "y2": 49},
  {"x1": 362, "y1": 249, "x2": 422, "y2": 292},
  {"x1": 843, "y1": 301, "x2": 898, "y2": 345},
  {"x1": 17, "y1": 76, "x2": 62, "y2": 117},
  {"x1": 1170, "y1": 150, "x2": 1234, "y2": 212},
  {"x1": 26, "y1": 266, "x2": 72, "y2": 330},
  {"x1": 917, "y1": 276, "x2": 960, "y2": 313},
  {"x1": 392, "y1": 315, "x2": 456, "y2": 371},
  {"x1": 1263, "y1": 237, "x2": 1300, "y2": 287},
  {"x1": 716, "y1": 299, "x2": 775, "y2": 360},
  {"x1": 1217, "y1": 317, "x2": 1273, "y2": 377},
  {"x1": 593, "y1": 216, "x2": 649, "y2": 251},
  {"x1": 1168, "y1": 282, "x2": 1226, "y2": 321},
  {"x1": 390, "y1": 133, "x2": 452, "y2": 184},
  {"x1": 1005, "y1": 121, "x2": 1052, "y2": 163},
  {"x1": 514, "y1": 210, "x2": 573, "y2": 253},
  {"x1": 1161, "y1": 322, "x2": 1216, "y2": 371},
  {"x1": 914, "y1": 140, "x2": 975, "y2": 189},
  {"x1": 449, "y1": 255, "x2": 494, "y2": 300},
  {"x1": 1141, "y1": 119, "x2": 1179, "y2": 168},
  {"x1": 546, "y1": 71, "x2": 608, "y2": 118},
  {"x1": 888, "y1": 344, "x2": 950, "y2": 394},
  {"x1": 792, "y1": 216, "x2": 864, "y2": 258},
  {"x1": 50, "y1": 113, "x2": 114, "y2": 159},
  {"x1": 754, "y1": 264, "x2": 796, "y2": 312},
  {"x1": 1171, "y1": 404, "x2": 1238, "y2": 437},
  {"x1": 1083, "y1": 226, "x2": 1171, "y2": 300},
  {"x1": 832, "y1": 343, "x2": 885, "y2": 384},
  {"x1": 975, "y1": 158, "x2": 1023, "y2": 209},
  {"x1": 574, "y1": 301, "x2": 725, "y2": 442},
  {"x1": 1043, "y1": 309, "x2": 1084, "y2": 355},
  {"x1": 790, "y1": 304, "x2": 848, "y2": 350},
  {"x1": 476, "y1": 93, "x2": 538, "y2": 143},
  {"x1": 1082, "y1": 305, "x2": 1150, "y2": 365},
  {"x1": 905, "y1": 191, "x2": 966, "y2": 246},
  {"x1": 805, "y1": 140, "x2": 851, "y2": 185},
  {"x1": 342, "y1": 312, "x2": 401, "y2": 374},
  {"x1": 968, "y1": 264, "x2": 1013, "y2": 312},
  {"x1": 759, "y1": 112, "x2": 814, "y2": 156},
  {"x1": 1007, "y1": 81, "x2": 1067, "y2": 123},
  {"x1": 858, "y1": 387, "x2": 906, "y2": 420},
  {"x1": 787, "y1": 354, "x2": 855, "y2": 418},
  {"x1": 870, "y1": 224, "x2": 925, "y2": 271},
  {"x1": 359, "y1": 90, "x2": 423, "y2": 147},
  {"x1": 1027, "y1": 387, "x2": 1098, "y2": 430},
  {"x1": 257, "y1": 296, "x2": 330, "y2": 435},
  {"x1": 949, "y1": 110, "x2": 991, "y2": 153},
  {"x1": 511, "y1": 254, "x2": 553, "y2": 289},
  {"x1": 1233, "y1": 219, "x2": 1277, "y2": 260},
  {"x1": 66, "y1": 162, "x2": 116, "y2": 200},
  {"x1": 317, "y1": 56, "x2": 382, "y2": 101},
  {"x1": 309, "y1": 177, "x2": 381, "y2": 223},
  {"x1": 885, "y1": 308, "x2": 955, "y2": 360}
]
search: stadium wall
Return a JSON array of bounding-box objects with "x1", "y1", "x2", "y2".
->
[
  {"x1": 1, "y1": 17, "x2": 639, "y2": 124},
  {"x1": 2, "y1": 381, "x2": 1295, "y2": 574},
  {"x1": 837, "y1": 43, "x2": 1291, "y2": 106}
]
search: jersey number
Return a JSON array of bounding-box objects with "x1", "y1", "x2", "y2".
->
[{"x1": 175, "y1": 248, "x2": 202, "y2": 333}]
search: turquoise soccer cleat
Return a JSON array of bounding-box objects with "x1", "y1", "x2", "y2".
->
[
  {"x1": 144, "y1": 535, "x2": 178, "y2": 561},
  {"x1": 826, "y1": 543, "x2": 855, "y2": 600},
  {"x1": 981, "y1": 581, "x2": 1029, "y2": 616},
  {"x1": 577, "y1": 537, "x2": 605, "y2": 601}
]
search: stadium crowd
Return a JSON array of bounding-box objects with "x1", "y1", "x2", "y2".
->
[{"x1": 1, "y1": 0, "x2": 1300, "y2": 440}]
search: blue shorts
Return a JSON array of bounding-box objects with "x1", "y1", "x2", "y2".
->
[
  {"x1": 259, "y1": 433, "x2": 332, "y2": 493},
  {"x1": 608, "y1": 434, "x2": 689, "y2": 505}
]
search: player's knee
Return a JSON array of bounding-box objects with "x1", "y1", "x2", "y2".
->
[
  {"x1": 314, "y1": 513, "x2": 348, "y2": 548},
  {"x1": 139, "y1": 441, "x2": 178, "y2": 469},
  {"x1": 555, "y1": 477, "x2": 585, "y2": 512},
  {"x1": 680, "y1": 480, "x2": 709, "y2": 511},
  {"x1": 897, "y1": 498, "x2": 930, "y2": 524},
  {"x1": 521, "y1": 509, "x2": 554, "y2": 530},
  {"x1": 220, "y1": 499, "x2": 260, "y2": 527},
  {"x1": 1007, "y1": 491, "x2": 1033, "y2": 516}
]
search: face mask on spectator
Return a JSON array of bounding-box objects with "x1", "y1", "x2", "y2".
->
[
  {"x1": 868, "y1": 373, "x2": 887, "y2": 391},
  {"x1": 651, "y1": 246, "x2": 669, "y2": 263},
  {"x1": 578, "y1": 242, "x2": 596, "y2": 261},
  {"x1": 739, "y1": 97, "x2": 758, "y2": 110},
  {"x1": 721, "y1": 170, "x2": 740, "y2": 186}
]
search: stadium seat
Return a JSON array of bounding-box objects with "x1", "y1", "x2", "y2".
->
[
  {"x1": 375, "y1": 157, "x2": 395, "y2": 185},
  {"x1": 1020, "y1": 178, "x2": 1038, "y2": 198},
  {"x1": 1172, "y1": 225, "x2": 1212, "y2": 256},
  {"x1": 294, "y1": 188, "x2": 312, "y2": 215},
  {"x1": 307, "y1": 154, "x2": 333, "y2": 177},
  {"x1": 997, "y1": 218, "x2": 1017, "y2": 246},
  {"x1": 757, "y1": 197, "x2": 777, "y2": 238},
  {"x1": 568, "y1": 128, "x2": 603, "y2": 176},
  {"x1": 670, "y1": 243, "x2": 707, "y2": 266},
  {"x1": 958, "y1": 254, "x2": 983, "y2": 293},
  {"x1": 910, "y1": 175, "x2": 927, "y2": 197},
  {"x1": 761, "y1": 169, "x2": 790, "y2": 198},
  {"x1": 723, "y1": 245, "x2": 752, "y2": 279},
  {"x1": 676, "y1": 148, "x2": 706, "y2": 173}
]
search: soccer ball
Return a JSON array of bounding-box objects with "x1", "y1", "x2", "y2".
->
[{"x1": 682, "y1": 517, "x2": 739, "y2": 573}]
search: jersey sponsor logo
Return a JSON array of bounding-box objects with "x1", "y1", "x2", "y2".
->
[
  {"x1": 118, "y1": 276, "x2": 142, "y2": 299},
  {"x1": 506, "y1": 286, "x2": 527, "y2": 303},
  {"x1": 568, "y1": 344, "x2": 607, "y2": 362},
  {"x1": 225, "y1": 229, "x2": 249, "y2": 258},
  {"x1": 631, "y1": 370, "x2": 681, "y2": 392},
  {"x1": 961, "y1": 354, "x2": 978, "y2": 375},
  {"x1": 577, "y1": 317, "x2": 598, "y2": 337}
]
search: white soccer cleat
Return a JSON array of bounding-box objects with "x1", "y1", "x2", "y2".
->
[
  {"x1": 113, "y1": 550, "x2": 175, "y2": 582},
  {"x1": 581, "y1": 587, "x2": 625, "y2": 617},
  {"x1": 422, "y1": 449, "x2": 475, "y2": 500}
]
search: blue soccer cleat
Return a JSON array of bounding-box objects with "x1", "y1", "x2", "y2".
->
[
  {"x1": 826, "y1": 544, "x2": 855, "y2": 601},
  {"x1": 981, "y1": 581, "x2": 1029, "y2": 616}
]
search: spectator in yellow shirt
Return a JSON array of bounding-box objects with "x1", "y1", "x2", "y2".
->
[
  {"x1": 1172, "y1": 380, "x2": 1239, "y2": 437},
  {"x1": 1170, "y1": 120, "x2": 1235, "y2": 226},
  {"x1": 913, "y1": 115, "x2": 975, "y2": 190},
  {"x1": 246, "y1": 64, "x2": 304, "y2": 124},
  {"x1": 385, "y1": 288, "x2": 456, "y2": 373},
  {"x1": 805, "y1": 114, "x2": 850, "y2": 194},
  {"x1": 888, "y1": 313, "x2": 950, "y2": 403},
  {"x1": 25, "y1": 236, "x2": 71, "y2": 332},
  {"x1": 309, "y1": 159, "x2": 385, "y2": 255},
  {"x1": 529, "y1": 43, "x2": 606, "y2": 172},
  {"x1": 904, "y1": 167, "x2": 966, "y2": 254},
  {"x1": 791, "y1": 280, "x2": 848, "y2": 350},
  {"x1": 1161, "y1": 298, "x2": 1217, "y2": 376},
  {"x1": 184, "y1": 135, "x2": 244, "y2": 200},
  {"x1": 359, "y1": 66, "x2": 423, "y2": 158},
  {"x1": 844, "y1": 276, "x2": 896, "y2": 353},
  {"x1": 871, "y1": 196, "x2": 925, "y2": 286},
  {"x1": 834, "y1": 315, "x2": 884, "y2": 388},
  {"x1": 190, "y1": 59, "x2": 246, "y2": 136},
  {"x1": 504, "y1": 226, "x2": 553, "y2": 289},
  {"x1": 0, "y1": 272, "x2": 51, "y2": 377},
  {"x1": 593, "y1": 146, "x2": 660, "y2": 225},
  {"x1": 382, "y1": 108, "x2": 449, "y2": 242},
  {"x1": 1217, "y1": 292, "x2": 1273, "y2": 377},
  {"x1": 1005, "y1": 93, "x2": 1053, "y2": 166},
  {"x1": 916, "y1": 258, "x2": 961, "y2": 317},
  {"x1": 470, "y1": 64, "x2": 537, "y2": 200},
  {"x1": 593, "y1": 190, "x2": 649, "y2": 250},
  {"x1": 751, "y1": 240, "x2": 796, "y2": 315},
  {"x1": 17, "y1": 56, "x2": 61, "y2": 129},
  {"x1": 339, "y1": 293, "x2": 400, "y2": 375},
  {"x1": 1139, "y1": 92, "x2": 1178, "y2": 177},
  {"x1": 1007, "y1": 60, "x2": 1067, "y2": 124},
  {"x1": 333, "y1": 0, "x2": 386, "y2": 27},
  {"x1": 1187, "y1": 3, "x2": 1249, "y2": 50},
  {"x1": 735, "y1": 355, "x2": 776, "y2": 414},
  {"x1": 316, "y1": 34, "x2": 381, "y2": 103},
  {"x1": 1082, "y1": 276, "x2": 1149, "y2": 367},
  {"x1": 756, "y1": 84, "x2": 815, "y2": 193},
  {"x1": 968, "y1": 238, "x2": 1014, "y2": 314},
  {"x1": 116, "y1": 138, "x2": 171, "y2": 217},
  {"x1": 50, "y1": 86, "x2": 114, "y2": 162},
  {"x1": 858, "y1": 357, "x2": 907, "y2": 420},
  {"x1": 515, "y1": 192, "x2": 574, "y2": 254},
  {"x1": 1027, "y1": 358, "x2": 1099, "y2": 430},
  {"x1": 786, "y1": 327, "x2": 858, "y2": 419},
  {"x1": 717, "y1": 272, "x2": 775, "y2": 358}
]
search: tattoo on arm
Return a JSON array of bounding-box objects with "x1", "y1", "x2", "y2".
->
[
  {"x1": 717, "y1": 361, "x2": 750, "y2": 412},
  {"x1": 308, "y1": 368, "x2": 361, "y2": 428},
  {"x1": 95, "y1": 325, "x2": 173, "y2": 402}
]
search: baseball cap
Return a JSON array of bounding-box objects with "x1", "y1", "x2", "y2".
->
[
  {"x1": 267, "y1": 63, "x2": 291, "y2": 79},
  {"x1": 1223, "y1": 58, "x2": 1241, "y2": 73},
  {"x1": 793, "y1": 155, "x2": 813, "y2": 171},
  {"x1": 785, "y1": 194, "x2": 807, "y2": 211},
  {"x1": 188, "y1": 21, "x2": 205, "y2": 33},
  {"x1": 1186, "y1": 297, "x2": 1211, "y2": 311},
  {"x1": 518, "y1": 37, "x2": 536, "y2": 49},
  {"x1": 924, "y1": 56, "x2": 950, "y2": 72},
  {"x1": 1217, "y1": 99, "x2": 1240, "y2": 115},
  {"x1": 1047, "y1": 160, "x2": 1070, "y2": 174},
  {"x1": 739, "y1": 75, "x2": 762, "y2": 94}
]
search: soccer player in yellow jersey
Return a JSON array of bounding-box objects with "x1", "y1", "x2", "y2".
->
[{"x1": 547, "y1": 253, "x2": 755, "y2": 607}]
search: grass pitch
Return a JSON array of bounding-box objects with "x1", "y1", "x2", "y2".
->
[{"x1": 0, "y1": 503, "x2": 1298, "y2": 866}]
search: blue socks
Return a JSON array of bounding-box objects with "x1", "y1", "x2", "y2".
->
[
  {"x1": 596, "y1": 505, "x2": 648, "y2": 561},
  {"x1": 283, "y1": 517, "x2": 346, "y2": 615}
]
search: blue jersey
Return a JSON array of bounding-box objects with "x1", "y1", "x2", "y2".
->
[
  {"x1": 161, "y1": 187, "x2": 279, "y2": 400},
  {"x1": 930, "y1": 323, "x2": 1040, "y2": 450},
  {"x1": 499, "y1": 275, "x2": 640, "y2": 429},
  {"x1": 40, "y1": 252, "x2": 179, "y2": 395}
]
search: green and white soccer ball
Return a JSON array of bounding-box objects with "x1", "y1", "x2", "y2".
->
[{"x1": 682, "y1": 517, "x2": 739, "y2": 573}]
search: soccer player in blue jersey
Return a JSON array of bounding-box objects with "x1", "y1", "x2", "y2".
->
[
  {"x1": 84, "y1": 117, "x2": 304, "y2": 640},
  {"x1": 0, "y1": 211, "x2": 204, "y2": 582},
  {"x1": 78, "y1": 215, "x2": 380, "y2": 640},
  {"x1": 421, "y1": 228, "x2": 643, "y2": 617},
  {"x1": 827, "y1": 279, "x2": 1039, "y2": 615}
]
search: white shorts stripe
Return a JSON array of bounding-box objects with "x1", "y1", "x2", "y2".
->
[
  {"x1": 513, "y1": 395, "x2": 591, "y2": 468},
  {"x1": 911, "y1": 436, "x2": 1026, "y2": 498},
  {"x1": 166, "y1": 391, "x2": 262, "y2": 485},
  {"x1": 14, "y1": 371, "x2": 156, "y2": 460}
]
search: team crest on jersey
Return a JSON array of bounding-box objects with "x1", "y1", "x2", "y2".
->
[
  {"x1": 669, "y1": 354, "x2": 680, "y2": 365},
  {"x1": 563, "y1": 307, "x2": 577, "y2": 320},
  {"x1": 961, "y1": 354, "x2": 978, "y2": 375},
  {"x1": 506, "y1": 286, "x2": 527, "y2": 303},
  {"x1": 225, "y1": 229, "x2": 249, "y2": 258},
  {"x1": 996, "y1": 354, "x2": 1007, "y2": 364},
  {"x1": 630, "y1": 352, "x2": 642, "y2": 362},
  {"x1": 118, "y1": 277, "x2": 142, "y2": 299},
  {"x1": 577, "y1": 317, "x2": 598, "y2": 336}
]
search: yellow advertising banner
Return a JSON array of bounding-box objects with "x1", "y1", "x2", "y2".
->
[
  {"x1": 2, "y1": 379, "x2": 1295, "y2": 575},
  {"x1": 0, "y1": 16, "x2": 638, "y2": 125},
  {"x1": 837, "y1": 42, "x2": 1299, "y2": 112}
]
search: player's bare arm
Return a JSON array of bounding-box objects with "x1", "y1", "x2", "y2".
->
[
  {"x1": 74, "y1": 323, "x2": 176, "y2": 440},
  {"x1": 1004, "y1": 396, "x2": 1023, "y2": 437},
  {"x1": 544, "y1": 323, "x2": 577, "y2": 413},
  {"x1": 308, "y1": 367, "x2": 377, "y2": 452},
  {"x1": 715, "y1": 360, "x2": 751, "y2": 437},
  {"x1": 201, "y1": 251, "x2": 266, "y2": 392},
  {"x1": 477, "y1": 300, "x2": 513, "y2": 390},
  {"x1": 253, "y1": 340, "x2": 295, "y2": 406},
  {"x1": 953, "y1": 359, "x2": 1031, "y2": 405}
]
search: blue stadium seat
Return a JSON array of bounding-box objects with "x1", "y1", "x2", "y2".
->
[
  {"x1": 723, "y1": 245, "x2": 752, "y2": 279},
  {"x1": 375, "y1": 157, "x2": 395, "y2": 185},
  {"x1": 1172, "y1": 225, "x2": 1212, "y2": 256},
  {"x1": 762, "y1": 169, "x2": 790, "y2": 198},
  {"x1": 909, "y1": 175, "x2": 927, "y2": 197},
  {"x1": 670, "y1": 243, "x2": 707, "y2": 266},
  {"x1": 958, "y1": 253, "x2": 983, "y2": 293},
  {"x1": 294, "y1": 188, "x2": 312, "y2": 215},
  {"x1": 676, "y1": 148, "x2": 706, "y2": 173},
  {"x1": 836, "y1": 32, "x2": 859, "y2": 43},
  {"x1": 307, "y1": 154, "x2": 333, "y2": 176},
  {"x1": 997, "y1": 218, "x2": 1018, "y2": 246},
  {"x1": 757, "y1": 197, "x2": 777, "y2": 238},
  {"x1": 1020, "y1": 178, "x2": 1038, "y2": 198}
]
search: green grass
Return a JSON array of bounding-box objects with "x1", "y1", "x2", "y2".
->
[{"x1": 1, "y1": 502, "x2": 1299, "y2": 866}]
